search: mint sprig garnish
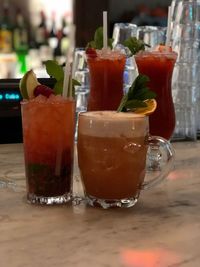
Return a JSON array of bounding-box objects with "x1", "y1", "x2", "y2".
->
[
  {"x1": 45, "y1": 60, "x2": 64, "y2": 81},
  {"x1": 87, "y1": 27, "x2": 113, "y2": 49},
  {"x1": 44, "y1": 60, "x2": 81, "y2": 96},
  {"x1": 123, "y1": 37, "x2": 150, "y2": 56},
  {"x1": 117, "y1": 74, "x2": 156, "y2": 112}
]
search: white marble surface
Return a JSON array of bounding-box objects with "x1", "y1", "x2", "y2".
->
[{"x1": 0, "y1": 142, "x2": 200, "y2": 267}]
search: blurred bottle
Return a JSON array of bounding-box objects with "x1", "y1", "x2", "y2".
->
[
  {"x1": 13, "y1": 9, "x2": 28, "y2": 51},
  {"x1": 13, "y1": 8, "x2": 29, "y2": 75},
  {"x1": 53, "y1": 31, "x2": 62, "y2": 65},
  {"x1": 48, "y1": 12, "x2": 58, "y2": 51},
  {"x1": 54, "y1": 30, "x2": 65, "y2": 65},
  {"x1": 26, "y1": 34, "x2": 43, "y2": 73},
  {"x1": 61, "y1": 14, "x2": 69, "y2": 55},
  {"x1": 0, "y1": 0, "x2": 13, "y2": 53},
  {"x1": 35, "y1": 11, "x2": 48, "y2": 48},
  {"x1": 131, "y1": 5, "x2": 152, "y2": 26}
]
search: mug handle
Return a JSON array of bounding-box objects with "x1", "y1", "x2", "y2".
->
[{"x1": 141, "y1": 135, "x2": 174, "y2": 190}]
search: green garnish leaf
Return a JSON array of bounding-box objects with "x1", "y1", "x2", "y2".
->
[
  {"x1": 67, "y1": 78, "x2": 79, "y2": 98},
  {"x1": 87, "y1": 27, "x2": 113, "y2": 49},
  {"x1": 54, "y1": 79, "x2": 64, "y2": 95},
  {"x1": 54, "y1": 77, "x2": 81, "y2": 96},
  {"x1": 123, "y1": 37, "x2": 150, "y2": 56},
  {"x1": 108, "y1": 38, "x2": 114, "y2": 49},
  {"x1": 117, "y1": 74, "x2": 156, "y2": 112},
  {"x1": 94, "y1": 27, "x2": 103, "y2": 49},
  {"x1": 44, "y1": 60, "x2": 81, "y2": 96},
  {"x1": 44, "y1": 60, "x2": 64, "y2": 81},
  {"x1": 125, "y1": 99, "x2": 147, "y2": 109},
  {"x1": 72, "y1": 78, "x2": 81, "y2": 87},
  {"x1": 87, "y1": 40, "x2": 96, "y2": 49}
]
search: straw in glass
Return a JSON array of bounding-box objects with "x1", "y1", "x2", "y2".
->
[
  {"x1": 103, "y1": 11, "x2": 108, "y2": 49},
  {"x1": 62, "y1": 24, "x2": 76, "y2": 98},
  {"x1": 166, "y1": 6, "x2": 172, "y2": 46}
]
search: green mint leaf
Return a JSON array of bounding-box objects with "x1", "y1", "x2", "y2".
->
[
  {"x1": 128, "y1": 76, "x2": 150, "y2": 99},
  {"x1": 123, "y1": 37, "x2": 150, "y2": 56},
  {"x1": 94, "y1": 27, "x2": 104, "y2": 49},
  {"x1": 72, "y1": 79, "x2": 81, "y2": 86},
  {"x1": 134, "y1": 75, "x2": 150, "y2": 89},
  {"x1": 86, "y1": 27, "x2": 113, "y2": 49},
  {"x1": 67, "y1": 77, "x2": 81, "y2": 98},
  {"x1": 44, "y1": 60, "x2": 64, "y2": 81},
  {"x1": 117, "y1": 74, "x2": 156, "y2": 112},
  {"x1": 117, "y1": 95, "x2": 128, "y2": 112},
  {"x1": 108, "y1": 38, "x2": 114, "y2": 49},
  {"x1": 54, "y1": 79, "x2": 64, "y2": 95},
  {"x1": 87, "y1": 40, "x2": 96, "y2": 49},
  {"x1": 125, "y1": 99, "x2": 147, "y2": 109},
  {"x1": 132, "y1": 87, "x2": 156, "y2": 100},
  {"x1": 139, "y1": 90, "x2": 156, "y2": 100},
  {"x1": 54, "y1": 77, "x2": 81, "y2": 96},
  {"x1": 71, "y1": 79, "x2": 81, "y2": 98},
  {"x1": 44, "y1": 60, "x2": 81, "y2": 96}
]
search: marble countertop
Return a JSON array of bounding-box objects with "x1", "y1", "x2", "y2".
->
[{"x1": 0, "y1": 142, "x2": 200, "y2": 267}]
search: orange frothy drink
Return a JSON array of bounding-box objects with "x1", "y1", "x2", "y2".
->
[
  {"x1": 78, "y1": 111, "x2": 148, "y2": 208},
  {"x1": 21, "y1": 95, "x2": 75, "y2": 204},
  {"x1": 86, "y1": 48, "x2": 126, "y2": 111}
]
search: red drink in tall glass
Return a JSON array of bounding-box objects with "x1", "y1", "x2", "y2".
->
[
  {"x1": 21, "y1": 95, "x2": 75, "y2": 204},
  {"x1": 87, "y1": 49, "x2": 126, "y2": 111},
  {"x1": 135, "y1": 51, "x2": 177, "y2": 140}
]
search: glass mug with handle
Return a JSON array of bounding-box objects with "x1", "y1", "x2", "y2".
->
[{"x1": 77, "y1": 111, "x2": 174, "y2": 209}]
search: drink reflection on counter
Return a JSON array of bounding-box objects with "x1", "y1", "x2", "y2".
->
[{"x1": 121, "y1": 248, "x2": 180, "y2": 267}]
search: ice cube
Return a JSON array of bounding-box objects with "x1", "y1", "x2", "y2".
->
[
  {"x1": 54, "y1": 95, "x2": 65, "y2": 102},
  {"x1": 96, "y1": 47, "x2": 124, "y2": 60},
  {"x1": 46, "y1": 94, "x2": 65, "y2": 103},
  {"x1": 31, "y1": 94, "x2": 47, "y2": 103},
  {"x1": 114, "y1": 44, "x2": 130, "y2": 57}
]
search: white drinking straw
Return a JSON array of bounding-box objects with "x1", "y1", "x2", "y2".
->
[
  {"x1": 166, "y1": 6, "x2": 172, "y2": 46},
  {"x1": 103, "y1": 11, "x2": 108, "y2": 49},
  {"x1": 63, "y1": 24, "x2": 75, "y2": 98}
]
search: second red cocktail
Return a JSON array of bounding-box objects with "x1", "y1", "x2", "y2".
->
[
  {"x1": 135, "y1": 50, "x2": 177, "y2": 140},
  {"x1": 86, "y1": 48, "x2": 126, "y2": 111}
]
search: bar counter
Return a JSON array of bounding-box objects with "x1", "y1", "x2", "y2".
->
[{"x1": 0, "y1": 142, "x2": 200, "y2": 267}]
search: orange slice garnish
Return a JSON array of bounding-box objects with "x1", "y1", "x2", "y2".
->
[{"x1": 133, "y1": 99, "x2": 157, "y2": 116}]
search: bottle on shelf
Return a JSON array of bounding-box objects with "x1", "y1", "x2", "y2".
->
[
  {"x1": 0, "y1": 0, "x2": 13, "y2": 53},
  {"x1": 26, "y1": 32, "x2": 43, "y2": 73},
  {"x1": 54, "y1": 30, "x2": 66, "y2": 65},
  {"x1": 61, "y1": 14, "x2": 70, "y2": 55},
  {"x1": 48, "y1": 12, "x2": 58, "y2": 51},
  {"x1": 35, "y1": 11, "x2": 48, "y2": 48},
  {"x1": 13, "y1": 8, "x2": 29, "y2": 75},
  {"x1": 13, "y1": 8, "x2": 28, "y2": 52}
]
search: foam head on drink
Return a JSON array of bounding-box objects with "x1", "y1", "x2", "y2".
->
[
  {"x1": 20, "y1": 70, "x2": 75, "y2": 204},
  {"x1": 86, "y1": 47, "x2": 126, "y2": 111},
  {"x1": 78, "y1": 111, "x2": 148, "y2": 200}
]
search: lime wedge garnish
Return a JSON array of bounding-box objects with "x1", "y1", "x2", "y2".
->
[{"x1": 19, "y1": 70, "x2": 40, "y2": 99}]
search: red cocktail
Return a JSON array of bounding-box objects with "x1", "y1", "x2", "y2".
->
[
  {"x1": 135, "y1": 50, "x2": 177, "y2": 139},
  {"x1": 87, "y1": 49, "x2": 126, "y2": 111},
  {"x1": 21, "y1": 95, "x2": 75, "y2": 204}
]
